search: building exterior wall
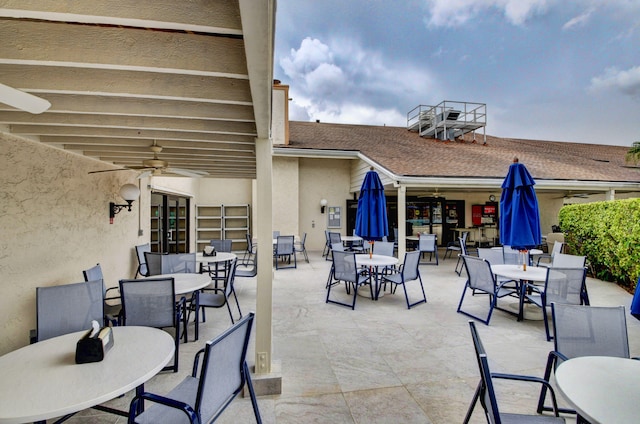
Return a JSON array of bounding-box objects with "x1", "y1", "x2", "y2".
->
[
  {"x1": 272, "y1": 156, "x2": 300, "y2": 237},
  {"x1": 0, "y1": 133, "x2": 145, "y2": 354},
  {"x1": 298, "y1": 158, "x2": 353, "y2": 250}
]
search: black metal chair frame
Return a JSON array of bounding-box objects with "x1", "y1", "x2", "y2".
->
[
  {"x1": 119, "y1": 277, "x2": 184, "y2": 373},
  {"x1": 135, "y1": 243, "x2": 151, "y2": 278},
  {"x1": 82, "y1": 263, "x2": 122, "y2": 326},
  {"x1": 537, "y1": 303, "x2": 635, "y2": 416},
  {"x1": 380, "y1": 251, "x2": 427, "y2": 309},
  {"x1": 128, "y1": 313, "x2": 261, "y2": 424},
  {"x1": 417, "y1": 234, "x2": 438, "y2": 265},
  {"x1": 522, "y1": 267, "x2": 589, "y2": 341},
  {"x1": 457, "y1": 255, "x2": 519, "y2": 325},
  {"x1": 463, "y1": 321, "x2": 563, "y2": 423},
  {"x1": 274, "y1": 235, "x2": 296, "y2": 269},
  {"x1": 326, "y1": 250, "x2": 372, "y2": 310}
]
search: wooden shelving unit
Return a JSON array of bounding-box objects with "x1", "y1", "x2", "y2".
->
[{"x1": 196, "y1": 204, "x2": 250, "y2": 252}]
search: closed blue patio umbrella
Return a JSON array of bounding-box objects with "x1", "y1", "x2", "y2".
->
[
  {"x1": 499, "y1": 158, "x2": 541, "y2": 251},
  {"x1": 355, "y1": 168, "x2": 389, "y2": 241}
]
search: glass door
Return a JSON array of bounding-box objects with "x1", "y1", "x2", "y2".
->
[{"x1": 150, "y1": 193, "x2": 190, "y2": 253}]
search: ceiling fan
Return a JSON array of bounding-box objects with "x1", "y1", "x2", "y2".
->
[
  {"x1": 0, "y1": 82, "x2": 51, "y2": 114},
  {"x1": 553, "y1": 191, "x2": 594, "y2": 199},
  {"x1": 418, "y1": 189, "x2": 443, "y2": 198},
  {"x1": 89, "y1": 141, "x2": 209, "y2": 178}
]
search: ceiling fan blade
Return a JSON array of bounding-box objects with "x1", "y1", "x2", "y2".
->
[
  {"x1": 0, "y1": 83, "x2": 51, "y2": 114},
  {"x1": 137, "y1": 170, "x2": 154, "y2": 179},
  {"x1": 88, "y1": 168, "x2": 130, "y2": 174},
  {"x1": 165, "y1": 168, "x2": 209, "y2": 177}
]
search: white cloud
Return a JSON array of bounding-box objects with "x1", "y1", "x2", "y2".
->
[
  {"x1": 280, "y1": 38, "x2": 334, "y2": 80},
  {"x1": 423, "y1": 0, "x2": 550, "y2": 27},
  {"x1": 279, "y1": 37, "x2": 439, "y2": 125},
  {"x1": 562, "y1": 7, "x2": 595, "y2": 30},
  {"x1": 590, "y1": 66, "x2": 640, "y2": 98}
]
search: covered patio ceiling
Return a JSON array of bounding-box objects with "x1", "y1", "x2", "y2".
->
[{"x1": 0, "y1": 0, "x2": 275, "y2": 179}]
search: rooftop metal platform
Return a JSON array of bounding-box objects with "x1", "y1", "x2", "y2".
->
[{"x1": 407, "y1": 101, "x2": 487, "y2": 143}]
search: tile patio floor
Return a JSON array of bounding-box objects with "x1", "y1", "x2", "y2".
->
[{"x1": 61, "y1": 249, "x2": 640, "y2": 423}]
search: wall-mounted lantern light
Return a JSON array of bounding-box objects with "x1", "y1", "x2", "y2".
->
[
  {"x1": 110, "y1": 183, "x2": 141, "y2": 224},
  {"x1": 320, "y1": 198, "x2": 328, "y2": 214}
]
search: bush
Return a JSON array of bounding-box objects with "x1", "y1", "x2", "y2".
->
[{"x1": 559, "y1": 198, "x2": 640, "y2": 291}]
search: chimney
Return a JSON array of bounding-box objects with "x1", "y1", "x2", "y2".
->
[{"x1": 272, "y1": 80, "x2": 289, "y2": 145}]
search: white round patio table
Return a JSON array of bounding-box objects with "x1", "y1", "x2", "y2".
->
[
  {"x1": 144, "y1": 272, "x2": 211, "y2": 295},
  {"x1": 555, "y1": 356, "x2": 640, "y2": 424},
  {"x1": 0, "y1": 326, "x2": 174, "y2": 424},
  {"x1": 195, "y1": 251, "x2": 237, "y2": 265},
  {"x1": 354, "y1": 254, "x2": 399, "y2": 300},
  {"x1": 490, "y1": 264, "x2": 548, "y2": 321}
]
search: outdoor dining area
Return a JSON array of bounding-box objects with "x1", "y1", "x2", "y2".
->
[
  {"x1": 2, "y1": 236, "x2": 640, "y2": 423},
  {"x1": 2, "y1": 162, "x2": 640, "y2": 424},
  {"x1": 314, "y1": 161, "x2": 640, "y2": 422}
]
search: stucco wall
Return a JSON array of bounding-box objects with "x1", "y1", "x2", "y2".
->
[
  {"x1": 272, "y1": 156, "x2": 300, "y2": 237},
  {"x1": 298, "y1": 158, "x2": 352, "y2": 250},
  {"x1": 0, "y1": 133, "x2": 145, "y2": 354}
]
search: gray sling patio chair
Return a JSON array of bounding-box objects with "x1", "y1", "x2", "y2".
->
[
  {"x1": 189, "y1": 258, "x2": 242, "y2": 325},
  {"x1": 119, "y1": 277, "x2": 184, "y2": 372},
  {"x1": 135, "y1": 243, "x2": 151, "y2": 277},
  {"x1": 242, "y1": 233, "x2": 257, "y2": 265},
  {"x1": 326, "y1": 250, "x2": 371, "y2": 309},
  {"x1": 522, "y1": 267, "x2": 588, "y2": 341},
  {"x1": 322, "y1": 230, "x2": 331, "y2": 258},
  {"x1": 380, "y1": 251, "x2": 427, "y2": 309},
  {"x1": 547, "y1": 253, "x2": 590, "y2": 304},
  {"x1": 294, "y1": 232, "x2": 309, "y2": 263},
  {"x1": 373, "y1": 241, "x2": 396, "y2": 274},
  {"x1": 210, "y1": 239, "x2": 232, "y2": 252},
  {"x1": 82, "y1": 263, "x2": 121, "y2": 326},
  {"x1": 274, "y1": 235, "x2": 296, "y2": 269},
  {"x1": 236, "y1": 251, "x2": 257, "y2": 278},
  {"x1": 537, "y1": 303, "x2": 636, "y2": 416},
  {"x1": 476, "y1": 248, "x2": 518, "y2": 287},
  {"x1": 33, "y1": 279, "x2": 104, "y2": 343},
  {"x1": 463, "y1": 321, "x2": 563, "y2": 424},
  {"x1": 128, "y1": 312, "x2": 261, "y2": 424},
  {"x1": 536, "y1": 241, "x2": 564, "y2": 266},
  {"x1": 162, "y1": 253, "x2": 197, "y2": 274},
  {"x1": 457, "y1": 255, "x2": 519, "y2": 325},
  {"x1": 417, "y1": 234, "x2": 438, "y2": 265},
  {"x1": 144, "y1": 252, "x2": 165, "y2": 276},
  {"x1": 326, "y1": 232, "x2": 343, "y2": 260},
  {"x1": 443, "y1": 231, "x2": 468, "y2": 260}
]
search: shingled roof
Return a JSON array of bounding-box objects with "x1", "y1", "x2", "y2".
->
[{"x1": 281, "y1": 121, "x2": 640, "y2": 184}]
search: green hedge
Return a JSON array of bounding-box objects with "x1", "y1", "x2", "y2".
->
[{"x1": 558, "y1": 198, "x2": 640, "y2": 291}]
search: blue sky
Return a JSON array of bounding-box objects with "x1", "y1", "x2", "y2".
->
[{"x1": 274, "y1": 0, "x2": 640, "y2": 146}]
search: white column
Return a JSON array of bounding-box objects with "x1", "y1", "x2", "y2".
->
[
  {"x1": 607, "y1": 189, "x2": 615, "y2": 201},
  {"x1": 254, "y1": 137, "x2": 273, "y2": 374},
  {"x1": 397, "y1": 186, "x2": 406, "y2": 260}
]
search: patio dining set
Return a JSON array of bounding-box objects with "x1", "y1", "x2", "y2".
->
[{"x1": 2, "y1": 241, "x2": 262, "y2": 424}]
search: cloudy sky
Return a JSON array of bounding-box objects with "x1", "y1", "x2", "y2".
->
[{"x1": 274, "y1": 0, "x2": 640, "y2": 147}]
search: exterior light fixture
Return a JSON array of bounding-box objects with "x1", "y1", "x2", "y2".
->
[
  {"x1": 110, "y1": 183, "x2": 141, "y2": 224},
  {"x1": 320, "y1": 198, "x2": 328, "y2": 214}
]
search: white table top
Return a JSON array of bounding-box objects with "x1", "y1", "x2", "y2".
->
[
  {"x1": 341, "y1": 235, "x2": 364, "y2": 242},
  {"x1": 555, "y1": 356, "x2": 640, "y2": 424},
  {"x1": 145, "y1": 272, "x2": 211, "y2": 295},
  {"x1": 492, "y1": 246, "x2": 543, "y2": 256},
  {"x1": 355, "y1": 254, "x2": 399, "y2": 268},
  {"x1": 195, "y1": 251, "x2": 236, "y2": 264},
  {"x1": 490, "y1": 264, "x2": 547, "y2": 282},
  {"x1": 0, "y1": 326, "x2": 174, "y2": 424}
]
